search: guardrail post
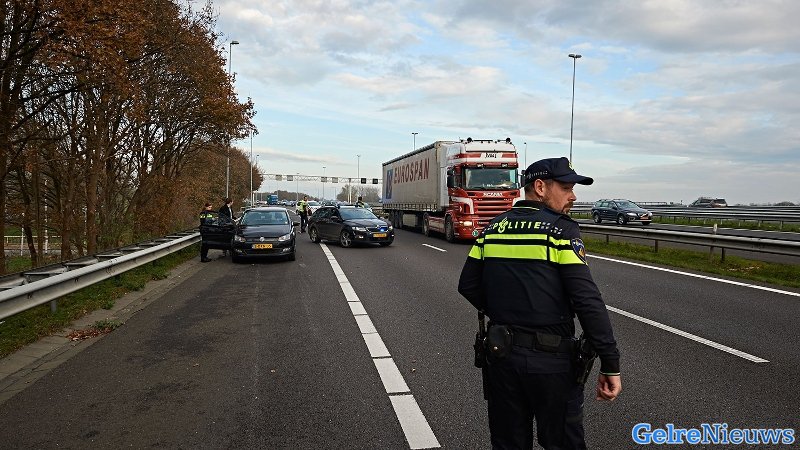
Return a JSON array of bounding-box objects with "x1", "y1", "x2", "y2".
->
[
  {"x1": 654, "y1": 240, "x2": 659, "y2": 253},
  {"x1": 50, "y1": 299, "x2": 57, "y2": 313},
  {"x1": 721, "y1": 248, "x2": 726, "y2": 262}
]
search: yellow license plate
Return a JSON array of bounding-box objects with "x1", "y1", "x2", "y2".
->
[
  {"x1": 373, "y1": 233, "x2": 387, "y2": 238},
  {"x1": 252, "y1": 243, "x2": 273, "y2": 249}
]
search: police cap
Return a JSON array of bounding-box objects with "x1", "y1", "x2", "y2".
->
[{"x1": 523, "y1": 157, "x2": 594, "y2": 186}]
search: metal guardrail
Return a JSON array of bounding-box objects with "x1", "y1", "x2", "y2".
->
[
  {"x1": 0, "y1": 231, "x2": 200, "y2": 321},
  {"x1": 579, "y1": 224, "x2": 800, "y2": 259},
  {"x1": 570, "y1": 205, "x2": 800, "y2": 227}
]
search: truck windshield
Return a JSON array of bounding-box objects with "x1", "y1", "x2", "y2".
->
[{"x1": 464, "y1": 168, "x2": 519, "y2": 190}]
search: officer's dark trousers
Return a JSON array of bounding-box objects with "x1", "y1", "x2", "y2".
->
[
  {"x1": 200, "y1": 243, "x2": 209, "y2": 259},
  {"x1": 300, "y1": 213, "x2": 308, "y2": 231},
  {"x1": 487, "y1": 347, "x2": 586, "y2": 450}
]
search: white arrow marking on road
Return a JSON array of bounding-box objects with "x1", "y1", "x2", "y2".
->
[{"x1": 422, "y1": 244, "x2": 446, "y2": 252}]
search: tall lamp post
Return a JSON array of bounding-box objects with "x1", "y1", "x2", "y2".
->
[
  {"x1": 412, "y1": 132, "x2": 418, "y2": 151},
  {"x1": 356, "y1": 154, "x2": 361, "y2": 201},
  {"x1": 568, "y1": 53, "x2": 581, "y2": 163},
  {"x1": 322, "y1": 166, "x2": 326, "y2": 201},
  {"x1": 249, "y1": 132, "x2": 253, "y2": 205},
  {"x1": 523, "y1": 141, "x2": 527, "y2": 169},
  {"x1": 295, "y1": 173, "x2": 299, "y2": 203},
  {"x1": 226, "y1": 40, "x2": 240, "y2": 199}
]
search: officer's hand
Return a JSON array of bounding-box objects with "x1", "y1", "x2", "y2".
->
[{"x1": 596, "y1": 374, "x2": 622, "y2": 401}]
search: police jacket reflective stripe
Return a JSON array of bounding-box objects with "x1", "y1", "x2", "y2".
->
[{"x1": 458, "y1": 200, "x2": 620, "y2": 374}]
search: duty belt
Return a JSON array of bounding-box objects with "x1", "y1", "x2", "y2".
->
[{"x1": 510, "y1": 328, "x2": 574, "y2": 354}]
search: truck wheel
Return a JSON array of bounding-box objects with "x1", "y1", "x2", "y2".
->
[
  {"x1": 309, "y1": 226, "x2": 321, "y2": 243},
  {"x1": 592, "y1": 212, "x2": 602, "y2": 224},
  {"x1": 422, "y1": 214, "x2": 431, "y2": 236},
  {"x1": 445, "y1": 217, "x2": 456, "y2": 243},
  {"x1": 340, "y1": 230, "x2": 353, "y2": 248},
  {"x1": 616, "y1": 214, "x2": 628, "y2": 225}
]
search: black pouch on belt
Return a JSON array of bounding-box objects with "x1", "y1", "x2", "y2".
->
[{"x1": 485, "y1": 325, "x2": 513, "y2": 363}]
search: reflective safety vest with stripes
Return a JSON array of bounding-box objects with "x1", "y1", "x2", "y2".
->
[{"x1": 466, "y1": 203, "x2": 588, "y2": 327}]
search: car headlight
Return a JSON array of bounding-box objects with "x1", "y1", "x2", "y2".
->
[
  {"x1": 462, "y1": 220, "x2": 474, "y2": 226},
  {"x1": 626, "y1": 212, "x2": 637, "y2": 216},
  {"x1": 277, "y1": 233, "x2": 292, "y2": 242},
  {"x1": 233, "y1": 235, "x2": 246, "y2": 242},
  {"x1": 352, "y1": 227, "x2": 367, "y2": 232}
]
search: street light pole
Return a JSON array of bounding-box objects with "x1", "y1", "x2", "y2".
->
[
  {"x1": 524, "y1": 142, "x2": 527, "y2": 169},
  {"x1": 249, "y1": 132, "x2": 253, "y2": 205},
  {"x1": 322, "y1": 166, "x2": 326, "y2": 201},
  {"x1": 412, "y1": 132, "x2": 418, "y2": 151},
  {"x1": 568, "y1": 53, "x2": 581, "y2": 164},
  {"x1": 296, "y1": 173, "x2": 299, "y2": 203},
  {"x1": 357, "y1": 154, "x2": 361, "y2": 201},
  {"x1": 226, "y1": 40, "x2": 240, "y2": 199}
]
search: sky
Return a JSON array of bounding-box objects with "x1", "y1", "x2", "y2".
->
[{"x1": 213, "y1": 0, "x2": 800, "y2": 205}]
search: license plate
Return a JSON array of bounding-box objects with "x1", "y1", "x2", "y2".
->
[
  {"x1": 252, "y1": 243, "x2": 272, "y2": 249},
  {"x1": 373, "y1": 233, "x2": 387, "y2": 238}
]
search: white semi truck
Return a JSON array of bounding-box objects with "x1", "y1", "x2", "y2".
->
[{"x1": 382, "y1": 138, "x2": 520, "y2": 242}]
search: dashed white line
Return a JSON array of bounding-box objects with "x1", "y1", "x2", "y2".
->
[
  {"x1": 606, "y1": 306, "x2": 769, "y2": 363},
  {"x1": 320, "y1": 243, "x2": 440, "y2": 449},
  {"x1": 422, "y1": 244, "x2": 446, "y2": 252},
  {"x1": 588, "y1": 254, "x2": 800, "y2": 298},
  {"x1": 588, "y1": 254, "x2": 775, "y2": 363}
]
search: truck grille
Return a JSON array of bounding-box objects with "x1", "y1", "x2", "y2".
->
[{"x1": 473, "y1": 198, "x2": 514, "y2": 224}]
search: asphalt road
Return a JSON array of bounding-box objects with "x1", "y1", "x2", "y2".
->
[{"x1": 0, "y1": 226, "x2": 799, "y2": 448}]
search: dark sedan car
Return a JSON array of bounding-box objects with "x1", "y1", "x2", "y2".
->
[
  {"x1": 231, "y1": 207, "x2": 298, "y2": 262},
  {"x1": 308, "y1": 206, "x2": 393, "y2": 247},
  {"x1": 591, "y1": 199, "x2": 652, "y2": 225}
]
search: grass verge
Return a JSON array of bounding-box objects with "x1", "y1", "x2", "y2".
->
[
  {"x1": 583, "y1": 236, "x2": 800, "y2": 289},
  {"x1": 0, "y1": 245, "x2": 199, "y2": 358}
]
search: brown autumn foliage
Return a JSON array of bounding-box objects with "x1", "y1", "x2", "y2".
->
[{"x1": 0, "y1": 0, "x2": 257, "y2": 273}]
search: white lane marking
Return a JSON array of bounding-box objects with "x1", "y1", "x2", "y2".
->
[
  {"x1": 363, "y1": 333, "x2": 390, "y2": 358},
  {"x1": 355, "y1": 315, "x2": 377, "y2": 334},
  {"x1": 588, "y1": 254, "x2": 772, "y2": 362},
  {"x1": 390, "y1": 395, "x2": 442, "y2": 450},
  {"x1": 588, "y1": 254, "x2": 800, "y2": 298},
  {"x1": 606, "y1": 306, "x2": 769, "y2": 363},
  {"x1": 348, "y1": 302, "x2": 367, "y2": 316},
  {"x1": 319, "y1": 243, "x2": 440, "y2": 449},
  {"x1": 422, "y1": 244, "x2": 446, "y2": 252},
  {"x1": 374, "y1": 358, "x2": 411, "y2": 394}
]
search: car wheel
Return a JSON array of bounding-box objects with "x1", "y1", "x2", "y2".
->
[
  {"x1": 592, "y1": 212, "x2": 602, "y2": 224},
  {"x1": 339, "y1": 230, "x2": 353, "y2": 248},
  {"x1": 641, "y1": 221, "x2": 651, "y2": 226},
  {"x1": 309, "y1": 226, "x2": 321, "y2": 243},
  {"x1": 422, "y1": 214, "x2": 430, "y2": 236},
  {"x1": 445, "y1": 216, "x2": 456, "y2": 243},
  {"x1": 616, "y1": 214, "x2": 628, "y2": 225},
  {"x1": 379, "y1": 239, "x2": 393, "y2": 247}
]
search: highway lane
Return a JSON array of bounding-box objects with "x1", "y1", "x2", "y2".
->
[{"x1": 0, "y1": 227, "x2": 798, "y2": 448}]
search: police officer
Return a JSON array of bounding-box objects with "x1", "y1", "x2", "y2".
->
[
  {"x1": 355, "y1": 196, "x2": 366, "y2": 208},
  {"x1": 218, "y1": 198, "x2": 234, "y2": 256},
  {"x1": 296, "y1": 196, "x2": 309, "y2": 233},
  {"x1": 458, "y1": 157, "x2": 621, "y2": 450},
  {"x1": 199, "y1": 202, "x2": 215, "y2": 262}
]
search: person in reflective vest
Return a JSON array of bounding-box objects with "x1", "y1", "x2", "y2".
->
[
  {"x1": 458, "y1": 157, "x2": 622, "y2": 449},
  {"x1": 355, "y1": 196, "x2": 366, "y2": 208},
  {"x1": 199, "y1": 203, "x2": 214, "y2": 262},
  {"x1": 296, "y1": 196, "x2": 309, "y2": 233}
]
